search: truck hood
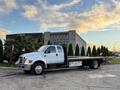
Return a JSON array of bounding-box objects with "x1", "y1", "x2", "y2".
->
[{"x1": 21, "y1": 52, "x2": 44, "y2": 60}]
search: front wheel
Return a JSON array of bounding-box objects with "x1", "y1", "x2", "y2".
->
[
  {"x1": 89, "y1": 60, "x2": 100, "y2": 69},
  {"x1": 31, "y1": 63, "x2": 44, "y2": 75}
]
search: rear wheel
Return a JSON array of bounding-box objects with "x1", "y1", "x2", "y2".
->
[
  {"x1": 89, "y1": 60, "x2": 99, "y2": 69},
  {"x1": 31, "y1": 63, "x2": 44, "y2": 75}
]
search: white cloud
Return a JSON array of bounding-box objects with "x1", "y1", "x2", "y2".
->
[
  {"x1": 23, "y1": 5, "x2": 38, "y2": 20},
  {"x1": 22, "y1": 0, "x2": 120, "y2": 33},
  {"x1": 51, "y1": 0, "x2": 81, "y2": 10},
  {"x1": 22, "y1": 0, "x2": 80, "y2": 31},
  {"x1": 0, "y1": 0, "x2": 17, "y2": 14}
]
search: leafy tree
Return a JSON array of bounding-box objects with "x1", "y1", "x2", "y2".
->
[
  {"x1": 4, "y1": 40, "x2": 13, "y2": 63},
  {"x1": 0, "y1": 39, "x2": 3, "y2": 63},
  {"x1": 47, "y1": 40, "x2": 52, "y2": 45},
  {"x1": 92, "y1": 45, "x2": 97, "y2": 56},
  {"x1": 75, "y1": 44, "x2": 79, "y2": 56},
  {"x1": 68, "y1": 44, "x2": 73, "y2": 56},
  {"x1": 97, "y1": 47, "x2": 101, "y2": 56},
  {"x1": 4, "y1": 35, "x2": 44, "y2": 63},
  {"x1": 86, "y1": 46, "x2": 91, "y2": 56},
  {"x1": 81, "y1": 46, "x2": 85, "y2": 56},
  {"x1": 34, "y1": 37, "x2": 44, "y2": 50}
]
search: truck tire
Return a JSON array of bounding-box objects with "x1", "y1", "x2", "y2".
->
[
  {"x1": 89, "y1": 60, "x2": 99, "y2": 69},
  {"x1": 31, "y1": 63, "x2": 44, "y2": 75},
  {"x1": 24, "y1": 70, "x2": 31, "y2": 74}
]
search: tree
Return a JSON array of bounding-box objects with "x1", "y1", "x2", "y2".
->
[
  {"x1": 92, "y1": 45, "x2": 97, "y2": 56},
  {"x1": 47, "y1": 40, "x2": 52, "y2": 45},
  {"x1": 97, "y1": 47, "x2": 101, "y2": 56},
  {"x1": 100, "y1": 45, "x2": 109, "y2": 56},
  {"x1": 86, "y1": 46, "x2": 91, "y2": 56},
  {"x1": 81, "y1": 46, "x2": 85, "y2": 56},
  {"x1": 0, "y1": 39, "x2": 3, "y2": 63},
  {"x1": 100, "y1": 45, "x2": 104, "y2": 56},
  {"x1": 68, "y1": 44, "x2": 73, "y2": 56},
  {"x1": 4, "y1": 40, "x2": 13, "y2": 63},
  {"x1": 105, "y1": 48, "x2": 109, "y2": 56},
  {"x1": 75, "y1": 44, "x2": 79, "y2": 56}
]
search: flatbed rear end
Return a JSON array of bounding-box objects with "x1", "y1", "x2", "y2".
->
[{"x1": 67, "y1": 56, "x2": 105, "y2": 69}]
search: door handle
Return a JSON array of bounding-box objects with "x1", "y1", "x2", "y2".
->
[
  {"x1": 44, "y1": 55, "x2": 47, "y2": 57},
  {"x1": 56, "y1": 54, "x2": 58, "y2": 56}
]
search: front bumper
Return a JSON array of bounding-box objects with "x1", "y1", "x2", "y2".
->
[{"x1": 19, "y1": 64, "x2": 31, "y2": 71}]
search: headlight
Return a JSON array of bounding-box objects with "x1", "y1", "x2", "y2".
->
[{"x1": 24, "y1": 60, "x2": 33, "y2": 64}]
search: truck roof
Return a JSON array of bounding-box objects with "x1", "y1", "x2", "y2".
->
[{"x1": 44, "y1": 45, "x2": 62, "y2": 47}]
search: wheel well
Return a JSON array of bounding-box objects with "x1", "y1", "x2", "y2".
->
[{"x1": 32, "y1": 61, "x2": 46, "y2": 68}]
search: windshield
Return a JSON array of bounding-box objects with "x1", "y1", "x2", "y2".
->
[{"x1": 38, "y1": 45, "x2": 48, "y2": 52}]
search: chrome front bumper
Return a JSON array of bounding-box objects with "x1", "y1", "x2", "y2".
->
[{"x1": 19, "y1": 64, "x2": 31, "y2": 71}]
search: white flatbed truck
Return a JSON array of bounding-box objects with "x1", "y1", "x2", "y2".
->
[{"x1": 17, "y1": 45, "x2": 106, "y2": 75}]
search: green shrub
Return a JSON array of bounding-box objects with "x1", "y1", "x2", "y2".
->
[
  {"x1": 75, "y1": 44, "x2": 79, "y2": 56},
  {"x1": 68, "y1": 44, "x2": 74, "y2": 56}
]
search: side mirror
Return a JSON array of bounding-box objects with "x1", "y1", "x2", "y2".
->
[{"x1": 48, "y1": 50, "x2": 51, "y2": 53}]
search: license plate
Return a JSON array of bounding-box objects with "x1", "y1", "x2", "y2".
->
[{"x1": 69, "y1": 61, "x2": 82, "y2": 67}]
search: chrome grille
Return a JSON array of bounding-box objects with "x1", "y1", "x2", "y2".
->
[{"x1": 19, "y1": 57, "x2": 25, "y2": 64}]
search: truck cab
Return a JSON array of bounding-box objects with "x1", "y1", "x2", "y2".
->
[{"x1": 17, "y1": 45, "x2": 65, "y2": 75}]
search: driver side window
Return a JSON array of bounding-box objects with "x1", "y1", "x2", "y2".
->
[{"x1": 45, "y1": 46, "x2": 56, "y2": 53}]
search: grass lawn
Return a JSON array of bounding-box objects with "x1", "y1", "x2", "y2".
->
[
  {"x1": 110, "y1": 58, "x2": 120, "y2": 64},
  {"x1": 0, "y1": 63, "x2": 17, "y2": 67}
]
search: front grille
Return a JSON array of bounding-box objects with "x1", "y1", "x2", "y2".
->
[{"x1": 19, "y1": 57, "x2": 25, "y2": 64}]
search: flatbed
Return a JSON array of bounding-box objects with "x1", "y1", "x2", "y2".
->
[{"x1": 68, "y1": 56, "x2": 105, "y2": 61}]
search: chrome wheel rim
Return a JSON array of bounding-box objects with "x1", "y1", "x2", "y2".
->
[
  {"x1": 94, "y1": 61, "x2": 98, "y2": 68},
  {"x1": 35, "y1": 65, "x2": 42, "y2": 74}
]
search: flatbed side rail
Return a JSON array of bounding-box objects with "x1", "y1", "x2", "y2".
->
[{"x1": 67, "y1": 56, "x2": 112, "y2": 61}]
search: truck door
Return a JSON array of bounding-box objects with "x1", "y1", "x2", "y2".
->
[
  {"x1": 44, "y1": 46, "x2": 58, "y2": 64},
  {"x1": 56, "y1": 46, "x2": 64, "y2": 63}
]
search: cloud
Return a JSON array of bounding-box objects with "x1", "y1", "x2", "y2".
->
[
  {"x1": 22, "y1": 0, "x2": 79, "y2": 31},
  {"x1": 22, "y1": 0, "x2": 120, "y2": 33},
  {"x1": 23, "y1": 5, "x2": 38, "y2": 20},
  {"x1": 51, "y1": 0, "x2": 81, "y2": 10},
  {"x1": 0, "y1": 28, "x2": 10, "y2": 39},
  {"x1": 0, "y1": 0, "x2": 17, "y2": 14},
  {"x1": 75, "y1": 2, "x2": 120, "y2": 33}
]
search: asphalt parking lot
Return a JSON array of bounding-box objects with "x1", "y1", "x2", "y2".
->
[{"x1": 0, "y1": 64, "x2": 120, "y2": 90}]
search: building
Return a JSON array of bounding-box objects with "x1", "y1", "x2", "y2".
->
[
  {"x1": 6, "y1": 30, "x2": 87, "y2": 51},
  {"x1": 6, "y1": 33, "x2": 43, "y2": 41},
  {"x1": 44, "y1": 30, "x2": 87, "y2": 51}
]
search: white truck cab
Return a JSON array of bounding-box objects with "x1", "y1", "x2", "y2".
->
[{"x1": 17, "y1": 45, "x2": 65, "y2": 74}]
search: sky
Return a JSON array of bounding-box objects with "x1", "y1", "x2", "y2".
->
[{"x1": 0, "y1": 0, "x2": 120, "y2": 52}]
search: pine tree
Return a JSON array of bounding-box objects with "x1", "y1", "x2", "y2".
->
[
  {"x1": 86, "y1": 46, "x2": 91, "y2": 56},
  {"x1": 104, "y1": 47, "x2": 109, "y2": 56},
  {"x1": 81, "y1": 46, "x2": 85, "y2": 56},
  {"x1": 75, "y1": 44, "x2": 79, "y2": 56},
  {"x1": 92, "y1": 45, "x2": 97, "y2": 56},
  {"x1": 0, "y1": 39, "x2": 3, "y2": 63},
  {"x1": 68, "y1": 44, "x2": 73, "y2": 56},
  {"x1": 97, "y1": 47, "x2": 101, "y2": 56},
  {"x1": 100, "y1": 45, "x2": 104, "y2": 56}
]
